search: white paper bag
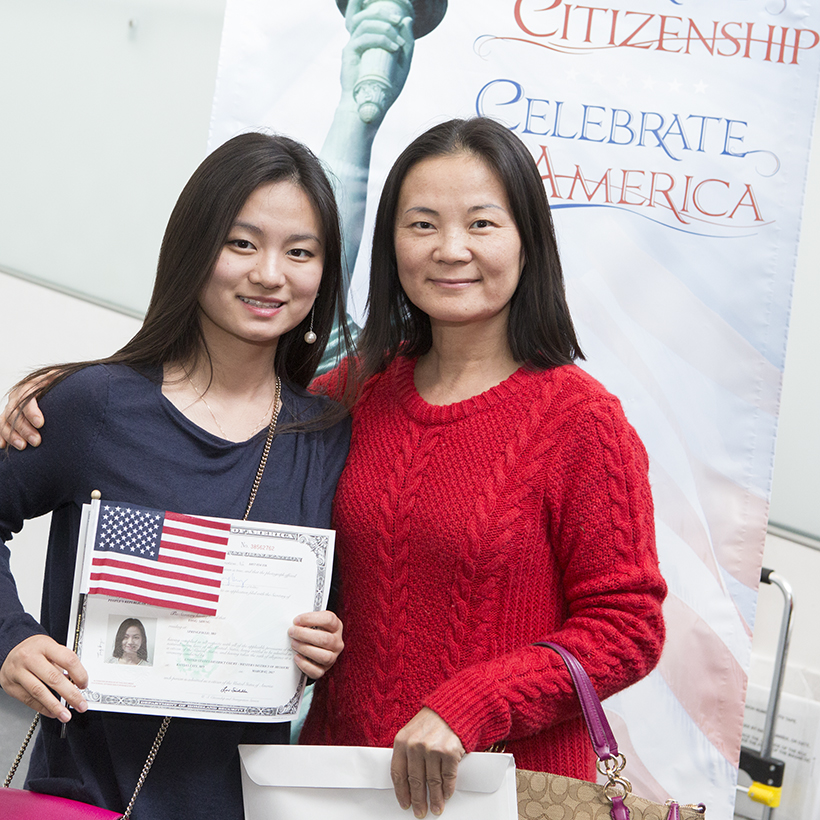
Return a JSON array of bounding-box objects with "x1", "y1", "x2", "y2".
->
[{"x1": 239, "y1": 745, "x2": 518, "y2": 820}]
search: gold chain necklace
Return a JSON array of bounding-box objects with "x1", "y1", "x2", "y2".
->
[{"x1": 244, "y1": 374, "x2": 281, "y2": 519}]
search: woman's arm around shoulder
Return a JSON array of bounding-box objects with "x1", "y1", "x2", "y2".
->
[{"x1": 0, "y1": 371, "x2": 51, "y2": 449}]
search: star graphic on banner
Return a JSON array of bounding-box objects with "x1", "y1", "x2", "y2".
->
[{"x1": 694, "y1": 81, "x2": 707, "y2": 94}]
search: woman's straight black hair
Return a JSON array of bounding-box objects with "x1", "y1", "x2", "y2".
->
[
  {"x1": 12, "y1": 132, "x2": 355, "y2": 424},
  {"x1": 358, "y1": 117, "x2": 583, "y2": 379}
]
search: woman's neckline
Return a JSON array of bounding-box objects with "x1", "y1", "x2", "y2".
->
[
  {"x1": 158, "y1": 362, "x2": 281, "y2": 444},
  {"x1": 391, "y1": 356, "x2": 534, "y2": 424},
  {"x1": 135, "y1": 365, "x2": 281, "y2": 446}
]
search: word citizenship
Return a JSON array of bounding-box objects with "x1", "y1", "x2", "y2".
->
[
  {"x1": 512, "y1": 0, "x2": 819, "y2": 65},
  {"x1": 536, "y1": 145, "x2": 765, "y2": 231},
  {"x1": 477, "y1": 80, "x2": 765, "y2": 164}
]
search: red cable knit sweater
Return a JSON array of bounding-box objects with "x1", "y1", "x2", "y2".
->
[{"x1": 301, "y1": 357, "x2": 666, "y2": 780}]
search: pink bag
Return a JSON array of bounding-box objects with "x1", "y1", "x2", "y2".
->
[
  {"x1": 0, "y1": 787, "x2": 122, "y2": 819},
  {"x1": 2, "y1": 712, "x2": 170, "y2": 819}
]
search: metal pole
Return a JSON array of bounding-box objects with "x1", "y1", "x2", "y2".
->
[{"x1": 758, "y1": 569, "x2": 795, "y2": 820}]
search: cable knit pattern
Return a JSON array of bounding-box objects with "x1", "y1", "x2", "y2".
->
[{"x1": 302, "y1": 357, "x2": 666, "y2": 782}]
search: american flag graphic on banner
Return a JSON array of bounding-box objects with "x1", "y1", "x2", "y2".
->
[{"x1": 88, "y1": 501, "x2": 229, "y2": 615}]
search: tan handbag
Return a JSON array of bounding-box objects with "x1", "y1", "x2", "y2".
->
[{"x1": 512, "y1": 643, "x2": 705, "y2": 820}]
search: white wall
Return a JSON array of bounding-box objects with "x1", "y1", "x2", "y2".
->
[
  {"x1": 0, "y1": 0, "x2": 225, "y2": 315},
  {"x1": 742, "y1": 534, "x2": 820, "y2": 820},
  {"x1": 0, "y1": 272, "x2": 141, "y2": 617}
]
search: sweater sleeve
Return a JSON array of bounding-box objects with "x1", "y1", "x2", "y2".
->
[
  {"x1": 422, "y1": 394, "x2": 667, "y2": 752},
  {"x1": 310, "y1": 356, "x2": 368, "y2": 409},
  {"x1": 310, "y1": 362, "x2": 348, "y2": 403},
  {"x1": 0, "y1": 367, "x2": 110, "y2": 668}
]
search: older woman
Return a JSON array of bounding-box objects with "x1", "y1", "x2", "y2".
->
[{"x1": 301, "y1": 118, "x2": 667, "y2": 817}]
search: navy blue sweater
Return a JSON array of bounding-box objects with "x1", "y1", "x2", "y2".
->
[{"x1": 0, "y1": 364, "x2": 350, "y2": 819}]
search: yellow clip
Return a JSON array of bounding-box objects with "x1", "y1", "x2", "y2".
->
[{"x1": 748, "y1": 782, "x2": 782, "y2": 808}]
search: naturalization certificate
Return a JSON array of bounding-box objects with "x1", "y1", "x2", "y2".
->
[{"x1": 67, "y1": 497, "x2": 334, "y2": 721}]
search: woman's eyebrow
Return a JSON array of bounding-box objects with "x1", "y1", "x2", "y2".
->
[
  {"x1": 231, "y1": 220, "x2": 263, "y2": 236},
  {"x1": 230, "y1": 223, "x2": 322, "y2": 245},
  {"x1": 402, "y1": 203, "x2": 507, "y2": 216},
  {"x1": 287, "y1": 232, "x2": 323, "y2": 245},
  {"x1": 468, "y1": 203, "x2": 506, "y2": 213}
]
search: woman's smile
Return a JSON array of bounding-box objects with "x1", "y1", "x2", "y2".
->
[
  {"x1": 237, "y1": 295, "x2": 285, "y2": 312},
  {"x1": 427, "y1": 278, "x2": 477, "y2": 288}
]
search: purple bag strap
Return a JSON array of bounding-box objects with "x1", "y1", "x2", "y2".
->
[{"x1": 533, "y1": 641, "x2": 619, "y2": 761}]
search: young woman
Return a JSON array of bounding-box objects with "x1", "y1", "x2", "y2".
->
[{"x1": 0, "y1": 132, "x2": 352, "y2": 819}]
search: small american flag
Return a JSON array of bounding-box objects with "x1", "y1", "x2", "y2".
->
[{"x1": 88, "y1": 501, "x2": 229, "y2": 616}]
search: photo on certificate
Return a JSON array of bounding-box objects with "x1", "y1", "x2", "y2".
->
[{"x1": 68, "y1": 498, "x2": 335, "y2": 721}]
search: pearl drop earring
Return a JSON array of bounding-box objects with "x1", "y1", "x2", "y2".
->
[{"x1": 304, "y1": 304, "x2": 317, "y2": 344}]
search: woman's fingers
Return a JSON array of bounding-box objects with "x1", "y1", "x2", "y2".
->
[
  {"x1": 0, "y1": 381, "x2": 47, "y2": 450},
  {"x1": 413, "y1": 750, "x2": 458, "y2": 816},
  {"x1": 288, "y1": 611, "x2": 344, "y2": 679},
  {"x1": 390, "y1": 741, "x2": 413, "y2": 812},
  {"x1": 0, "y1": 635, "x2": 89, "y2": 722},
  {"x1": 439, "y1": 751, "x2": 460, "y2": 802},
  {"x1": 406, "y1": 747, "x2": 430, "y2": 817},
  {"x1": 392, "y1": 708, "x2": 465, "y2": 817},
  {"x1": 1, "y1": 404, "x2": 43, "y2": 450}
]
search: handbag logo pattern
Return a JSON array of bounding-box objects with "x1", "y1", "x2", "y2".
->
[{"x1": 516, "y1": 769, "x2": 703, "y2": 820}]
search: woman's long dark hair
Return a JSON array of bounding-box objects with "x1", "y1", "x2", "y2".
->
[
  {"x1": 14, "y1": 132, "x2": 353, "y2": 416},
  {"x1": 358, "y1": 117, "x2": 583, "y2": 379},
  {"x1": 112, "y1": 618, "x2": 148, "y2": 661}
]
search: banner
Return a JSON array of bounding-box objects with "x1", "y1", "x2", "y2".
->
[{"x1": 210, "y1": 2, "x2": 820, "y2": 816}]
